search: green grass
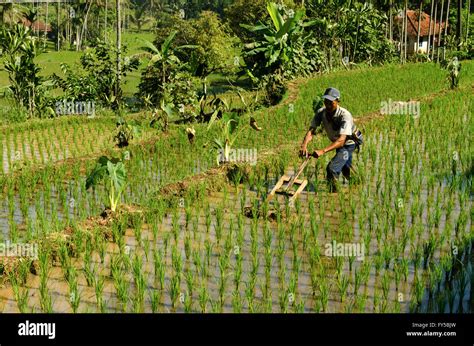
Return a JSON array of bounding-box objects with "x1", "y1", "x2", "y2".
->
[{"x1": 0, "y1": 31, "x2": 156, "y2": 101}]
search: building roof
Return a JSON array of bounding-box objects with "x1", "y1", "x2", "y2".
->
[
  {"x1": 401, "y1": 10, "x2": 447, "y2": 37},
  {"x1": 20, "y1": 18, "x2": 52, "y2": 32}
]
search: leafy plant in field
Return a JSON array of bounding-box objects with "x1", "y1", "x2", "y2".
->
[
  {"x1": 52, "y1": 40, "x2": 139, "y2": 108},
  {"x1": 207, "y1": 112, "x2": 245, "y2": 165},
  {"x1": 241, "y1": 2, "x2": 316, "y2": 80},
  {"x1": 154, "y1": 11, "x2": 237, "y2": 78},
  {"x1": 114, "y1": 117, "x2": 141, "y2": 148},
  {"x1": 86, "y1": 156, "x2": 127, "y2": 212},
  {"x1": 441, "y1": 57, "x2": 461, "y2": 89}
]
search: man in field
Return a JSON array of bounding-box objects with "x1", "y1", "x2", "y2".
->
[{"x1": 300, "y1": 87, "x2": 361, "y2": 192}]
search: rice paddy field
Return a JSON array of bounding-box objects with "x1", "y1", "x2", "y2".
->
[{"x1": 0, "y1": 61, "x2": 472, "y2": 314}]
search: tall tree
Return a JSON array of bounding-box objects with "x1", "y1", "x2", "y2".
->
[
  {"x1": 428, "y1": 0, "x2": 435, "y2": 56},
  {"x1": 437, "y1": 0, "x2": 445, "y2": 62},
  {"x1": 116, "y1": 0, "x2": 122, "y2": 105},
  {"x1": 56, "y1": 0, "x2": 61, "y2": 51},
  {"x1": 404, "y1": 0, "x2": 408, "y2": 62},
  {"x1": 456, "y1": 0, "x2": 462, "y2": 47},
  {"x1": 443, "y1": 0, "x2": 450, "y2": 59},
  {"x1": 416, "y1": 1, "x2": 423, "y2": 53},
  {"x1": 466, "y1": 0, "x2": 471, "y2": 41},
  {"x1": 432, "y1": 0, "x2": 438, "y2": 60}
]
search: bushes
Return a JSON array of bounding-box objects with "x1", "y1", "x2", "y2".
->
[
  {"x1": 52, "y1": 41, "x2": 139, "y2": 108},
  {"x1": 136, "y1": 31, "x2": 198, "y2": 116},
  {"x1": 0, "y1": 24, "x2": 55, "y2": 118},
  {"x1": 153, "y1": 12, "x2": 238, "y2": 77}
]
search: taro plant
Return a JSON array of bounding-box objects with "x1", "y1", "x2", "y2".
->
[
  {"x1": 207, "y1": 112, "x2": 245, "y2": 166},
  {"x1": 441, "y1": 57, "x2": 461, "y2": 89},
  {"x1": 86, "y1": 156, "x2": 127, "y2": 213}
]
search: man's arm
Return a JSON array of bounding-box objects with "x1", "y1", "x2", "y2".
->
[
  {"x1": 314, "y1": 134, "x2": 347, "y2": 158},
  {"x1": 301, "y1": 109, "x2": 323, "y2": 158},
  {"x1": 300, "y1": 127, "x2": 316, "y2": 158}
]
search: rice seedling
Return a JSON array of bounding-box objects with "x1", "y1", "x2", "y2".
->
[
  {"x1": 184, "y1": 235, "x2": 191, "y2": 261},
  {"x1": 168, "y1": 273, "x2": 181, "y2": 311},
  {"x1": 140, "y1": 235, "x2": 150, "y2": 261},
  {"x1": 205, "y1": 205, "x2": 212, "y2": 233},
  {"x1": 94, "y1": 274, "x2": 105, "y2": 313},
  {"x1": 112, "y1": 264, "x2": 129, "y2": 311},
  {"x1": 232, "y1": 291, "x2": 242, "y2": 313},
  {"x1": 412, "y1": 273, "x2": 425, "y2": 308},
  {"x1": 185, "y1": 270, "x2": 195, "y2": 301},
  {"x1": 278, "y1": 287, "x2": 290, "y2": 313},
  {"x1": 184, "y1": 292, "x2": 193, "y2": 312},
  {"x1": 150, "y1": 289, "x2": 161, "y2": 313},
  {"x1": 171, "y1": 209, "x2": 180, "y2": 244},
  {"x1": 318, "y1": 281, "x2": 329, "y2": 312},
  {"x1": 336, "y1": 272, "x2": 350, "y2": 303},
  {"x1": 205, "y1": 239, "x2": 213, "y2": 268},
  {"x1": 198, "y1": 282, "x2": 209, "y2": 313},
  {"x1": 381, "y1": 271, "x2": 391, "y2": 301},
  {"x1": 132, "y1": 254, "x2": 146, "y2": 311},
  {"x1": 215, "y1": 204, "x2": 224, "y2": 243},
  {"x1": 68, "y1": 267, "x2": 81, "y2": 313}
]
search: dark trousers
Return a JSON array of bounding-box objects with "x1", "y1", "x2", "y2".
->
[{"x1": 326, "y1": 144, "x2": 356, "y2": 191}]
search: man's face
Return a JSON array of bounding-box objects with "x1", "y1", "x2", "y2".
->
[{"x1": 324, "y1": 99, "x2": 338, "y2": 114}]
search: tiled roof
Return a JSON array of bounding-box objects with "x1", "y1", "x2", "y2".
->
[
  {"x1": 398, "y1": 10, "x2": 447, "y2": 37},
  {"x1": 21, "y1": 18, "x2": 52, "y2": 32}
]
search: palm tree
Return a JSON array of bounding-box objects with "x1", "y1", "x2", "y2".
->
[
  {"x1": 437, "y1": 0, "x2": 445, "y2": 62},
  {"x1": 443, "y1": 0, "x2": 450, "y2": 59},
  {"x1": 130, "y1": 1, "x2": 151, "y2": 31},
  {"x1": 432, "y1": 0, "x2": 438, "y2": 60},
  {"x1": 456, "y1": 0, "x2": 462, "y2": 47},
  {"x1": 116, "y1": 0, "x2": 122, "y2": 101},
  {"x1": 416, "y1": 1, "x2": 423, "y2": 53},
  {"x1": 466, "y1": 0, "x2": 470, "y2": 42}
]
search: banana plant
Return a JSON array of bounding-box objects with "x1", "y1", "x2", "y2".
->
[
  {"x1": 140, "y1": 31, "x2": 196, "y2": 86},
  {"x1": 137, "y1": 31, "x2": 197, "y2": 110},
  {"x1": 241, "y1": 2, "x2": 315, "y2": 75},
  {"x1": 0, "y1": 24, "x2": 49, "y2": 117},
  {"x1": 86, "y1": 156, "x2": 127, "y2": 212}
]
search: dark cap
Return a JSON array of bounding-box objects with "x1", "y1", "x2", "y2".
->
[{"x1": 322, "y1": 87, "x2": 340, "y2": 101}]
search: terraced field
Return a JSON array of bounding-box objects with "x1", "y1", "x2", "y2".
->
[{"x1": 0, "y1": 62, "x2": 472, "y2": 314}]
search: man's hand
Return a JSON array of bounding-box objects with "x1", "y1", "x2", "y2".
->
[
  {"x1": 300, "y1": 145, "x2": 309, "y2": 158},
  {"x1": 314, "y1": 149, "x2": 325, "y2": 158}
]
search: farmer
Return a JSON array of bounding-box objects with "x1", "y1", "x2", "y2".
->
[{"x1": 300, "y1": 87, "x2": 361, "y2": 192}]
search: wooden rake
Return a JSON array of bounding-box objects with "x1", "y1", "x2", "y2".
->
[{"x1": 266, "y1": 153, "x2": 317, "y2": 204}]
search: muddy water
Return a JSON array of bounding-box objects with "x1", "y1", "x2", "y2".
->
[
  {"x1": 0, "y1": 178, "x2": 471, "y2": 313},
  {"x1": 0, "y1": 154, "x2": 213, "y2": 241},
  {"x1": 0, "y1": 134, "x2": 472, "y2": 312}
]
